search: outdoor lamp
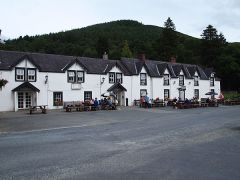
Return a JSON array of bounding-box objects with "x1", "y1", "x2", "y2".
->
[
  {"x1": 45, "y1": 75, "x2": 48, "y2": 84},
  {"x1": 101, "y1": 77, "x2": 105, "y2": 85}
]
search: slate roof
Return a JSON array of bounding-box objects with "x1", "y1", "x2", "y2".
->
[
  {"x1": 107, "y1": 82, "x2": 127, "y2": 92},
  {"x1": 12, "y1": 82, "x2": 40, "y2": 92},
  {"x1": 0, "y1": 50, "x2": 217, "y2": 80}
]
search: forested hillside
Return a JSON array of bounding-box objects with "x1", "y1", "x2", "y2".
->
[{"x1": 0, "y1": 20, "x2": 239, "y2": 90}]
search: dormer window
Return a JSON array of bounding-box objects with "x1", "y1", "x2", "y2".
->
[
  {"x1": 77, "y1": 71, "x2": 84, "y2": 83},
  {"x1": 210, "y1": 77, "x2": 214, "y2": 86},
  {"x1": 116, "y1": 73, "x2": 122, "y2": 84},
  {"x1": 27, "y1": 69, "x2": 36, "y2": 82},
  {"x1": 68, "y1": 71, "x2": 76, "y2": 83},
  {"x1": 163, "y1": 74, "x2": 169, "y2": 85},
  {"x1": 140, "y1": 73, "x2": 147, "y2": 85},
  {"x1": 109, "y1": 72, "x2": 115, "y2": 84},
  {"x1": 68, "y1": 70, "x2": 85, "y2": 83},
  {"x1": 179, "y1": 75, "x2": 184, "y2": 86},
  {"x1": 194, "y1": 76, "x2": 199, "y2": 86},
  {"x1": 16, "y1": 68, "x2": 25, "y2": 81}
]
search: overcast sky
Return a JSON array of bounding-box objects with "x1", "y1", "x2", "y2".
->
[{"x1": 1, "y1": 0, "x2": 240, "y2": 42}]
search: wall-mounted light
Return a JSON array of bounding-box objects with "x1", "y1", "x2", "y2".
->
[
  {"x1": 45, "y1": 75, "x2": 48, "y2": 84},
  {"x1": 100, "y1": 77, "x2": 105, "y2": 85}
]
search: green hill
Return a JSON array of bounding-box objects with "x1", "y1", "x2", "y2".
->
[{"x1": 0, "y1": 20, "x2": 240, "y2": 90}]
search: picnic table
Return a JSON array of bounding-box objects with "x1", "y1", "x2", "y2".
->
[{"x1": 29, "y1": 105, "x2": 47, "y2": 114}]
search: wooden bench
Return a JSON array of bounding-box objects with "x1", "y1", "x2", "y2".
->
[
  {"x1": 29, "y1": 105, "x2": 47, "y2": 114},
  {"x1": 66, "y1": 105, "x2": 84, "y2": 112}
]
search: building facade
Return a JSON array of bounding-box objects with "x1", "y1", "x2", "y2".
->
[{"x1": 0, "y1": 50, "x2": 221, "y2": 112}]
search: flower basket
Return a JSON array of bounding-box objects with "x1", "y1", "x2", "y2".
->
[{"x1": 0, "y1": 79, "x2": 8, "y2": 88}]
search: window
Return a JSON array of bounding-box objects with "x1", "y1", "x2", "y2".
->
[
  {"x1": 84, "y1": 91, "x2": 92, "y2": 101},
  {"x1": 67, "y1": 71, "x2": 76, "y2": 83},
  {"x1": 116, "y1": 73, "x2": 123, "y2": 84},
  {"x1": 211, "y1": 89, "x2": 215, "y2": 99},
  {"x1": 53, "y1": 92, "x2": 63, "y2": 106},
  {"x1": 140, "y1": 73, "x2": 147, "y2": 85},
  {"x1": 210, "y1": 77, "x2": 214, "y2": 86},
  {"x1": 77, "y1": 71, "x2": 84, "y2": 83},
  {"x1": 194, "y1": 89, "x2": 199, "y2": 99},
  {"x1": 194, "y1": 76, "x2": 199, "y2": 86},
  {"x1": 179, "y1": 75, "x2": 184, "y2": 86},
  {"x1": 163, "y1": 74, "x2": 169, "y2": 85},
  {"x1": 15, "y1": 68, "x2": 25, "y2": 81},
  {"x1": 109, "y1": 72, "x2": 115, "y2": 84},
  {"x1": 164, "y1": 89, "x2": 170, "y2": 99},
  {"x1": 27, "y1": 69, "x2": 36, "y2": 82},
  {"x1": 140, "y1": 89, "x2": 147, "y2": 97}
]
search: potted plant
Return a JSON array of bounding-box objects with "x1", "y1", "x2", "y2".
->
[{"x1": 0, "y1": 79, "x2": 8, "y2": 89}]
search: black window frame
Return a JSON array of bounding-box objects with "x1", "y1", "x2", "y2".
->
[
  {"x1": 116, "y1": 73, "x2": 123, "y2": 84},
  {"x1": 163, "y1": 74, "x2": 170, "y2": 86},
  {"x1": 210, "y1": 77, "x2": 214, "y2": 86},
  {"x1": 179, "y1": 75, "x2": 184, "y2": 86},
  {"x1": 53, "y1": 92, "x2": 63, "y2": 106},
  {"x1": 84, "y1": 91, "x2": 92, "y2": 101},
  {"x1": 109, "y1": 72, "x2": 115, "y2": 84},
  {"x1": 164, "y1": 89, "x2": 170, "y2": 99},
  {"x1": 27, "y1": 68, "x2": 37, "y2": 82},
  {"x1": 15, "y1": 67, "x2": 25, "y2": 82},
  {"x1": 194, "y1": 89, "x2": 199, "y2": 99},
  {"x1": 67, "y1": 70, "x2": 76, "y2": 83},
  {"x1": 140, "y1": 73, "x2": 147, "y2": 86},
  {"x1": 76, "y1": 71, "x2": 85, "y2": 83},
  {"x1": 194, "y1": 76, "x2": 199, "y2": 86}
]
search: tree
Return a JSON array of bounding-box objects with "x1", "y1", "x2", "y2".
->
[
  {"x1": 157, "y1": 17, "x2": 178, "y2": 60},
  {"x1": 121, "y1": 40, "x2": 133, "y2": 58},
  {"x1": 200, "y1": 25, "x2": 227, "y2": 68}
]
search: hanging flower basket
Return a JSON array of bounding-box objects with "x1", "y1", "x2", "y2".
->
[{"x1": 0, "y1": 79, "x2": 8, "y2": 88}]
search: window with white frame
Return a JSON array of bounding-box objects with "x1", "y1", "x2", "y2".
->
[
  {"x1": 53, "y1": 92, "x2": 63, "y2": 106},
  {"x1": 179, "y1": 75, "x2": 184, "y2": 86},
  {"x1": 27, "y1": 69, "x2": 36, "y2": 82},
  {"x1": 164, "y1": 89, "x2": 170, "y2": 99},
  {"x1": 194, "y1": 89, "x2": 199, "y2": 99},
  {"x1": 109, "y1": 72, "x2": 115, "y2": 84},
  {"x1": 84, "y1": 91, "x2": 92, "y2": 101},
  {"x1": 67, "y1": 71, "x2": 76, "y2": 83},
  {"x1": 163, "y1": 74, "x2": 169, "y2": 85},
  {"x1": 15, "y1": 68, "x2": 25, "y2": 81},
  {"x1": 194, "y1": 76, "x2": 199, "y2": 86},
  {"x1": 116, "y1": 73, "x2": 122, "y2": 84},
  {"x1": 140, "y1": 73, "x2": 147, "y2": 85},
  {"x1": 77, "y1": 71, "x2": 84, "y2": 83},
  {"x1": 210, "y1": 77, "x2": 214, "y2": 86}
]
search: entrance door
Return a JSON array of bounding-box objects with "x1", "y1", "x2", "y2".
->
[
  {"x1": 116, "y1": 91, "x2": 125, "y2": 106},
  {"x1": 18, "y1": 92, "x2": 33, "y2": 109},
  {"x1": 179, "y1": 90, "x2": 185, "y2": 101}
]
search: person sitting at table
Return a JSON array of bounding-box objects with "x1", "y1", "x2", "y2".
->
[
  {"x1": 173, "y1": 97, "x2": 177, "y2": 107},
  {"x1": 94, "y1": 98, "x2": 99, "y2": 110},
  {"x1": 107, "y1": 97, "x2": 115, "y2": 110},
  {"x1": 144, "y1": 95, "x2": 151, "y2": 108},
  {"x1": 185, "y1": 98, "x2": 190, "y2": 104},
  {"x1": 140, "y1": 96, "x2": 145, "y2": 107}
]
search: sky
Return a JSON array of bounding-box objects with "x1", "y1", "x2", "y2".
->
[{"x1": 1, "y1": 0, "x2": 240, "y2": 42}]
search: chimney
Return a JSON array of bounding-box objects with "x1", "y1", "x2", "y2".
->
[
  {"x1": 138, "y1": 54, "x2": 146, "y2": 62},
  {"x1": 103, "y1": 52, "x2": 108, "y2": 60},
  {"x1": 170, "y1": 56, "x2": 176, "y2": 63}
]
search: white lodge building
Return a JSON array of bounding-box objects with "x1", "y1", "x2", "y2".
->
[{"x1": 0, "y1": 50, "x2": 220, "y2": 112}]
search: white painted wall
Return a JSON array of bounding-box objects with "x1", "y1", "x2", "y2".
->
[{"x1": 0, "y1": 60, "x2": 222, "y2": 111}]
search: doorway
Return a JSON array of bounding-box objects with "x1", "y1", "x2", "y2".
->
[
  {"x1": 17, "y1": 92, "x2": 34, "y2": 109},
  {"x1": 179, "y1": 90, "x2": 185, "y2": 101}
]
